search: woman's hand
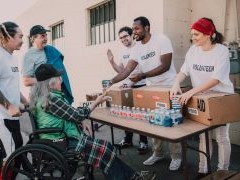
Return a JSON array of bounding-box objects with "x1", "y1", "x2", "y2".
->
[
  {"x1": 178, "y1": 90, "x2": 195, "y2": 105},
  {"x1": 170, "y1": 82, "x2": 182, "y2": 100}
]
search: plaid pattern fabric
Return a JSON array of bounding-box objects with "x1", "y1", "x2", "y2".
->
[
  {"x1": 46, "y1": 91, "x2": 117, "y2": 174},
  {"x1": 46, "y1": 92, "x2": 90, "y2": 123},
  {"x1": 75, "y1": 133, "x2": 117, "y2": 174}
]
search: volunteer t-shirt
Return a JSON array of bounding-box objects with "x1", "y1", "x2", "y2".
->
[
  {"x1": 0, "y1": 47, "x2": 20, "y2": 120},
  {"x1": 119, "y1": 46, "x2": 145, "y2": 87},
  {"x1": 181, "y1": 44, "x2": 234, "y2": 93},
  {"x1": 130, "y1": 33, "x2": 176, "y2": 86}
]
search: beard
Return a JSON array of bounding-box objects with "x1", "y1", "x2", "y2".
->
[{"x1": 134, "y1": 34, "x2": 144, "y2": 41}]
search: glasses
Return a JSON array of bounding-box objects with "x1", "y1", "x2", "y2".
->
[{"x1": 119, "y1": 34, "x2": 130, "y2": 40}]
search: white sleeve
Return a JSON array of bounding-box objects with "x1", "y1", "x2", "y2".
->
[
  {"x1": 211, "y1": 47, "x2": 230, "y2": 82},
  {"x1": 159, "y1": 34, "x2": 173, "y2": 55},
  {"x1": 180, "y1": 50, "x2": 191, "y2": 76}
]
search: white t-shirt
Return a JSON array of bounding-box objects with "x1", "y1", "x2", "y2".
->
[
  {"x1": 119, "y1": 46, "x2": 145, "y2": 86},
  {"x1": 181, "y1": 44, "x2": 234, "y2": 93},
  {"x1": 0, "y1": 47, "x2": 20, "y2": 120},
  {"x1": 130, "y1": 33, "x2": 176, "y2": 86}
]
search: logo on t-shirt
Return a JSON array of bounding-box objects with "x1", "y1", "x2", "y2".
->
[
  {"x1": 11, "y1": 67, "x2": 19, "y2": 72},
  {"x1": 141, "y1": 51, "x2": 156, "y2": 60},
  {"x1": 192, "y1": 64, "x2": 214, "y2": 72},
  {"x1": 123, "y1": 54, "x2": 130, "y2": 59}
]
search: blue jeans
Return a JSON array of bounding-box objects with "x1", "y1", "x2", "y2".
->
[{"x1": 105, "y1": 157, "x2": 136, "y2": 180}]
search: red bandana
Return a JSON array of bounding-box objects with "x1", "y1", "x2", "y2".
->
[{"x1": 191, "y1": 18, "x2": 215, "y2": 36}]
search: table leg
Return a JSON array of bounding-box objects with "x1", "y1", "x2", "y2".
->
[
  {"x1": 181, "y1": 140, "x2": 189, "y2": 180},
  {"x1": 110, "y1": 126, "x2": 114, "y2": 145},
  {"x1": 205, "y1": 131, "x2": 211, "y2": 173},
  {"x1": 110, "y1": 126, "x2": 121, "y2": 155}
]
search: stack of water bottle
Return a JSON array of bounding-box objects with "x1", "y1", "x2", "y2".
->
[{"x1": 109, "y1": 104, "x2": 183, "y2": 127}]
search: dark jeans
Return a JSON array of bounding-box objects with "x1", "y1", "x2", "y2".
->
[
  {"x1": 105, "y1": 157, "x2": 136, "y2": 180},
  {"x1": 125, "y1": 131, "x2": 148, "y2": 144},
  {"x1": 4, "y1": 119, "x2": 23, "y2": 179}
]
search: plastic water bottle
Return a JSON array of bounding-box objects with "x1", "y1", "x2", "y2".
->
[
  {"x1": 122, "y1": 106, "x2": 127, "y2": 118},
  {"x1": 135, "y1": 107, "x2": 140, "y2": 120},
  {"x1": 141, "y1": 108, "x2": 146, "y2": 121},
  {"x1": 126, "y1": 107, "x2": 131, "y2": 118},
  {"x1": 170, "y1": 109, "x2": 177, "y2": 125},
  {"x1": 145, "y1": 108, "x2": 151, "y2": 122},
  {"x1": 110, "y1": 104, "x2": 115, "y2": 115},
  {"x1": 154, "y1": 109, "x2": 160, "y2": 125},
  {"x1": 117, "y1": 105, "x2": 122, "y2": 117},
  {"x1": 163, "y1": 111, "x2": 173, "y2": 127},
  {"x1": 149, "y1": 110, "x2": 155, "y2": 124},
  {"x1": 131, "y1": 107, "x2": 136, "y2": 119},
  {"x1": 175, "y1": 109, "x2": 183, "y2": 124},
  {"x1": 159, "y1": 107, "x2": 165, "y2": 126}
]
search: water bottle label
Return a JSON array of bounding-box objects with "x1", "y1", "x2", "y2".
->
[
  {"x1": 188, "y1": 107, "x2": 199, "y2": 115},
  {"x1": 156, "y1": 102, "x2": 167, "y2": 108}
]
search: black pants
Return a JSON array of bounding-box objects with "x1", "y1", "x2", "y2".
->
[
  {"x1": 124, "y1": 84, "x2": 148, "y2": 144},
  {"x1": 125, "y1": 131, "x2": 148, "y2": 144},
  {"x1": 4, "y1": 119, "x2": 23, "y2": 179}
]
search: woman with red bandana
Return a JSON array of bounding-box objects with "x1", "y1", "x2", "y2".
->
[{"x1": 170, "y1": 17, "x2": 233, "y2": 178}]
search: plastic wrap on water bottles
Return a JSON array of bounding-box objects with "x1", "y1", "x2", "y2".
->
[
  {"x1": 163, "y1": 111, "x2": 173, "y2": 127},
  {"x1": 154, "y1": 109, "x2": 160, "y2": 125},
  {"x1": 171, "y1": 95, "x2": 182, "y2": 110}
]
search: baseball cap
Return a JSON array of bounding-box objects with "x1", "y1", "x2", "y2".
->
[
  {"x1": 30, "y1": 25, "x2": 50, "y2": 37},
  {"x1": 35, "y1": 64, "x2": 64, "y2": 81}
]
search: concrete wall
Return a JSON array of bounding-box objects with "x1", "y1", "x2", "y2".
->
[{"x1": 16, "y1": 0, "x2": 240, "y2": 145}]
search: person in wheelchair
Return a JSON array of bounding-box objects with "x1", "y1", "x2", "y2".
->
[{"x1": 29, "y1": 64, "x2": 156, "y2": 180}]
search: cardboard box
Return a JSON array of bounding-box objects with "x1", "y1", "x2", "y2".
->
[
  {"x1": 185, "y1": 91, "x2": 240, "y2": 126},
  {"x1": 133, "y1": 86, "x2": 190, "y2": 110},
  {"x1": 106, "y1": 87, "x2": 133, "y2": 107}
]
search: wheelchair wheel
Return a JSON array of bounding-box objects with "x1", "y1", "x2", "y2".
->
[{"x1": 3, "y1": 144, "x2": 70, "y2": 180}]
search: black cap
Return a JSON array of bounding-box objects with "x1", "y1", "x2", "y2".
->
[
  {"x1": 35, "y1": 64, "x2": 64, "y2": 81},
  {"x1": 30, "y1": 25, "x2": 50, "y2": 37}
]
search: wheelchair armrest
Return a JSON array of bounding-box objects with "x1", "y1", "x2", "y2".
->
[{"x1": 30, "y1": 128, "x2": 67, "y2": 139}]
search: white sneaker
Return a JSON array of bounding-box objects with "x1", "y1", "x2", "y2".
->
[
  {"x1": 169, "y1": 158, "x2": 181, "y2": 170},
  {"x1": 143, "y1": 154, "x2": 164, "y2": 166}
]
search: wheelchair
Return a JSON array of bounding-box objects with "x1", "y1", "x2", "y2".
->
[{"x1": 2, "y1": 110, "x2": 94, "y2": 180}]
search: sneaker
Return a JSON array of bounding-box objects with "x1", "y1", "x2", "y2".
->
[
  {"x1": 143, "y1": 154, "x2": 164, "y2": 166},
  {"x1": 137, "y1": 142, "x2": 148, "y2": 155},
  {"x1": 118, "y1": 139, "x2": 133, "y2": 148},
  {"x1": 169, "y1": 158, "x2": 181, "y2": 171},
  {"x1": 133, "y1": 171, "x2": 156, "y2": 180}
]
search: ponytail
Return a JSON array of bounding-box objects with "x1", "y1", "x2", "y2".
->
[{"x1": 211, "y1": 31, "x2": 223, "y2": 44}]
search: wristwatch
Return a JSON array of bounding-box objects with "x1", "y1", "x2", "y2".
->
[
  {"x1": 108, "y1": 80, "x2": 113, "y2": 86},
  {"x1": 140, "y1": 73, "x2": 147, "y2": 79}
]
